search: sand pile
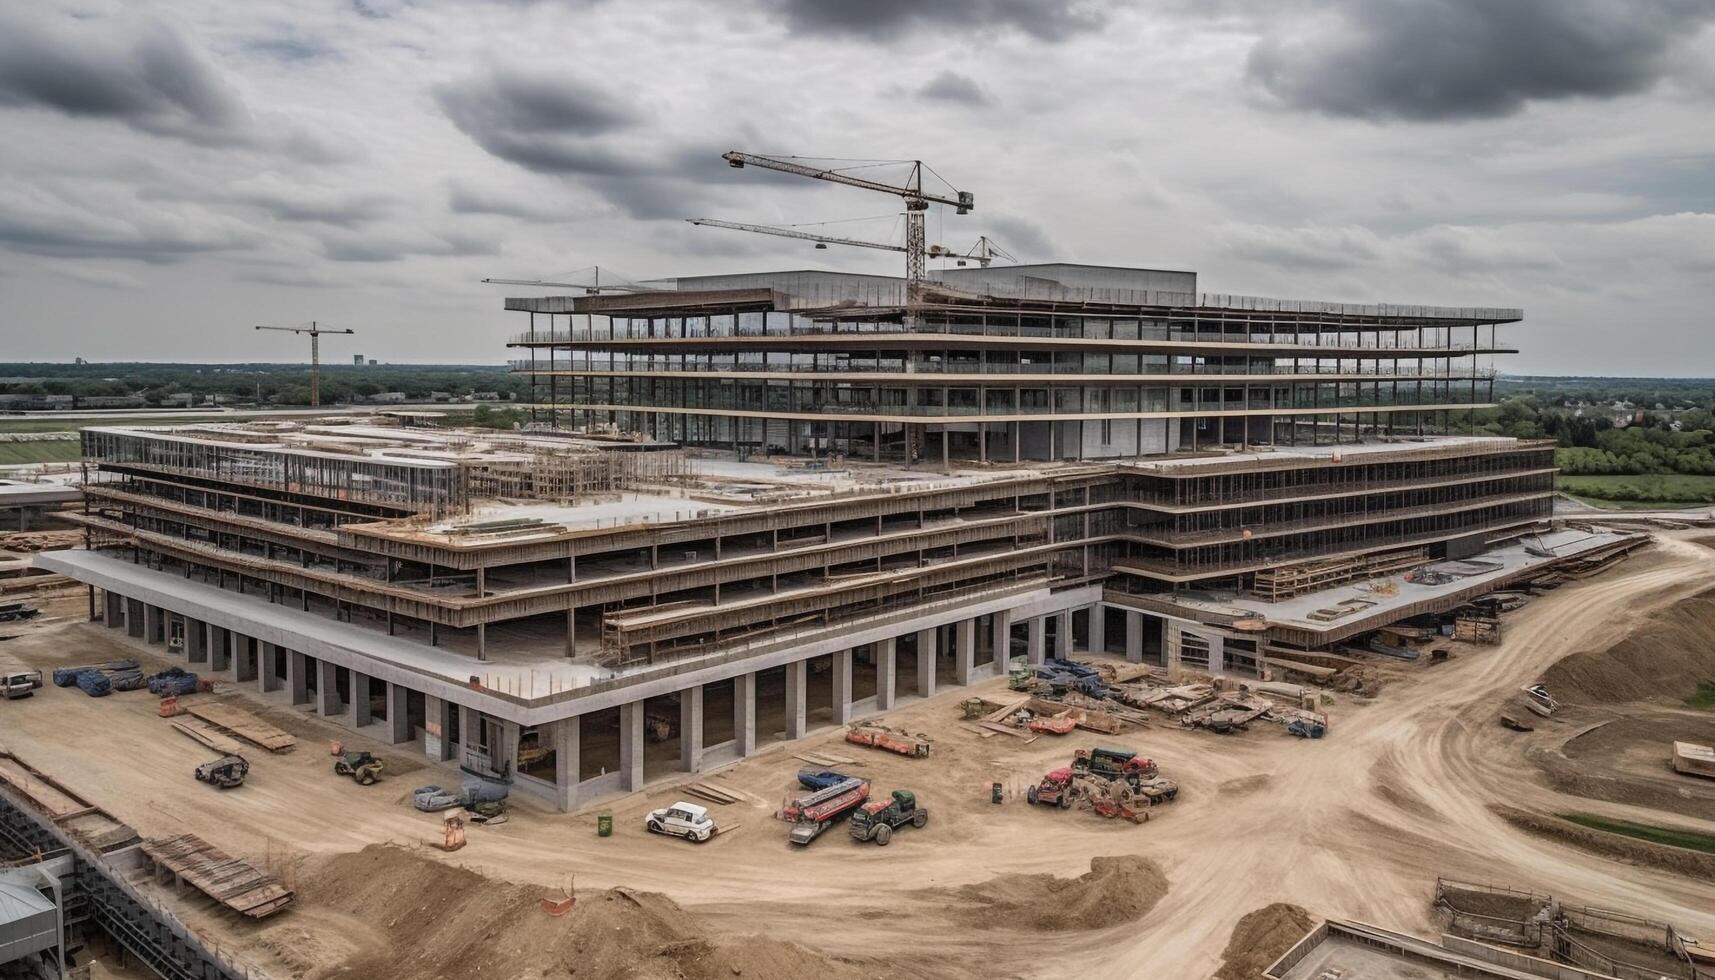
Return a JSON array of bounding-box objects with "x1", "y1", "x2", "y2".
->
[
  {"x1": 1544, "y1": 586, "x2": 1715, "y2": 705},
  {"x1": 1212, "y1": 903, "x2": 1314, "y2": 980},
  {"x1": 946, "y1": 855, "x2": 1168, "y2": 931},
  {"x1": 260, "y1": 844, "x2": 873, "y2": 980}
]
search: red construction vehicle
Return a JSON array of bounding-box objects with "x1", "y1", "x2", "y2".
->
[
  {"x1": 782, "y1": 776, "x2": 871, "y2": 845},
  {"x1": 1026, "y1": 768, "x2": 1077, "y2": 808},
  {"x1": 845, "y1": 723, "x2": 930, "y2": 758}
]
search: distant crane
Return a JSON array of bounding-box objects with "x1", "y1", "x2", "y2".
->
[
  {"x1": 719, "y1": 151, "x2": 973, "y2": 297},
  {"x1": 687, "y1": 219, "x2": 1014, "y2": 269},
  {"x1": 253, "y1": 322, "x2": 355, "y2": 408},
  {"x1": 480, "y1": 266, "x2": 652, "y2": 294}
]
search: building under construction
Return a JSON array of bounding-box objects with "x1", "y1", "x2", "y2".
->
[{"x1": 43, "y1": 262, "x2": 1583, "y2": 811}]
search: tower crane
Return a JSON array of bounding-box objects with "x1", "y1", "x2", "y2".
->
[
  {"x1": 719, "y1": 151, "x2": 973, "y2": 295},
  {"x1": 253, "y1": 322, "x2": 355, "y2": 408},
  {"x1": 480, "y1": 266, "x2": 652, "y2": 294},
  {"x1": 687, "y1": 218, "x2": 1013, "y2": 268}
]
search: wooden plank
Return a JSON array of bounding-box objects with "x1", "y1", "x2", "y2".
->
[
  {"x1": 141, "y1": 833, "x2": 294, "y2": 919},
  {"x1": 183, "y1": 702, "x2": 296, "y2": 752},
  {"x1": 171, "y1": 720, "x2": 246, "y2": 756}
]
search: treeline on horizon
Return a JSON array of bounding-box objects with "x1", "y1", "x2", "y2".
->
[{"x1": 0, "y1": 362, "x2": 528, "y2": 406}]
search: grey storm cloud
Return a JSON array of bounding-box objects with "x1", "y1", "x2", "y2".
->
[
  {"x1": 0, "y1": 7, "x2": 248, "y2": 144},
  {"x1": 767, "y1": 0, "x2": 1111, "y2": 41},
  {"x1": 1246, "y1": 0, "x2": 1715, "y2": 121},
  {"x1": 917, "y1": 71, "x2": 993, "y2": 107}
]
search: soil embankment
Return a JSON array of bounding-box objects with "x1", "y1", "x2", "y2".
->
[
  {"x1": 943, "y1": 855, "x2": 1168, "y2": 932},
  {"x1": 256, "y1": 844, "x2": 878, "y2": 980},
  {"x1": 1543, "y1": 586, "x2": 1715, "y2": 706},
  {"x1": 1212, "y1": 903, "x2": 1315, "y2": 980}
]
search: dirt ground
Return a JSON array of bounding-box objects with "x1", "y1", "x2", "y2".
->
[{"x1": 4, "y1": 534, "x2": 1715, "y2": 979}]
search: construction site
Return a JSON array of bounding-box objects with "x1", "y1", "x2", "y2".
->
[{"x1": 4, "y1": 155, "x2": 1715, "y2": 979}]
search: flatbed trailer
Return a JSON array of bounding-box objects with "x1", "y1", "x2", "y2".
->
[{"x1": 782, "y1": 776, "x2": 871, "y2": 845}]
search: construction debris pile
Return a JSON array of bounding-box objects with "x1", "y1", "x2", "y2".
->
[{"x1": 993, "y1": 661, "x2": 1329, "y2": 741}]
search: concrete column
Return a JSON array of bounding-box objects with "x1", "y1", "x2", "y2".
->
[
  {"x1": 257, "y1": 643, "x2": 281, "y2": 694},
  {"x1": 784, "y1": 659, "x2": 808, "y2": 739},
  {"x1": 349, "y1": 671, "x2": 373, "y2": 728},
  {"x1": 832, "y1": 649, "x2": 853, "y2": 725},
  {"x1": 125, "y1": 598, "x2": 144, "y2": 638},
  {"x1": 875, "y1": 638, "x2": 897, "y2": 711},
  {"x1": 554, "y1": 718, "x2": 579, "y2": 811},
  {"x1": 184, "y1": 618, "x2": 207, "y2": 663},
  {"x1": 955, "y1": 618, "x2": 976, "y2": 685},
  {"x1": 287, "y1": 651, "x2": 310, "y2": 706},
  {"x1": 915, "y1": 628, "x2": 937, "y2": 698},
  {"x1": 143, "y1": 605, "x2": 162, "y2": 644},
  {"x1": 425, "y1": 695, "x2": 454, "y2": 761},
  {"x1": 618, "y1": 701, "x2": 644, "y2": 791},
  {"x1": 1208, "y1": 634, "x2": 1226, "y2": 675},
  {"x1": 991, "y1": 611, "x2": 1013, "y2": 675},
  {"x1": 232, "y1": 635, "x2": 256, "y2": 683},
  {"x1": 458, "y1": 705, "x2": 479, "y2": 765},
  {"x1": 103, "y1": 591, "x2": 123, "y2": 628},
  {"x1": 209, "y1": 627, "x2": 230, "y2": 672},
  {"x1": 1088, "y1": 605, "x2": 1105, "y2": 654},
  {"x1": 1165, "y1": 623, "x2": 1183, "y2": 680},
  {"x1": 733, "y1": 672, "x2": 757, "y2": 757},
  {"x1": 679, "y1": 686, "x2": 704, "y2": 772},
  {"x1": 316, "y1": 660, "x2": 340, "y2": 716},
  {"x1": 1125, "y1": 610, "x2": 1143, "y2": 664},
  {"x1": 1028, "y1": 616, "x2": 1047, "y2": 666},
  {"x1": 385, "y1": 683, "x2": 411, "y2": 743},
  {"x1": 1054, "y1": 611, "x2": 1072, "y2": 660}
]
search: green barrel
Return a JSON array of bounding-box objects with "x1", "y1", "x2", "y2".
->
[{"x1": 597, "y1": 813, "x2": 613, "y2": 837}]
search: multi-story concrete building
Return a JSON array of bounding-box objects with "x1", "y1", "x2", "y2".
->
[{"x1": 44, "y1": 263, "x2": 1568, "y2": 811}]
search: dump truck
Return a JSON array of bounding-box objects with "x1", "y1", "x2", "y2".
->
[
  {"x1": 194, "y1": 755, "x2": 249, "y2": 789},
  {"x1": 333, "y1": 751, "x2": 384, "y2": 785},
  {"x1": 782, "y1": 776, "x2": 870, "y2": 845},
  {"x1": 849, "y1": 790, "x2": 927, "y2": 845},
  {"x1": 845, "y1": 723, "x2": 930, "y2": 757}
]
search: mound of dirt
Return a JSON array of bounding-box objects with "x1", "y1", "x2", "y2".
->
[
  {"x1": 947, "y1": 855, "x2": 1168, "y2": 932},
  {"x1": 264, "y1": 844, "x2": 873, "y2": 980},
  {"x1": 1544, "y1": 587, "x2": 1715, "y2": 705},
  {"x1": 1213, "y1": 903, "x2": 1315, "y2": 980}
]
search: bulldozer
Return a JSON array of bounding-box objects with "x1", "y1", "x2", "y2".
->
[{"x1": 333, "y1": 751, "x2": 384, "y2": 786}]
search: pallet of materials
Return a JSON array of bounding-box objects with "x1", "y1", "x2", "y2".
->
[
  {"x1": 141, "y1": 834, "x2": 294, "y2": 918},
  {"x1": 183, "y1": 702, "x2": 296, "y2": 752}
]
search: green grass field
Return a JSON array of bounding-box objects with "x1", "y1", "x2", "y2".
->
[
  {"x1": 1558, "y1": 813, "x2": 1715, "y2": 854},
  {"x1": 0, "y1": 440, "x2": 80, "y2": 465},
  {"x1": 1689, "y1": 682, "x2": 1715, "y2": 711},
  {"x1": 1557, "y1": 473, "x2": 1715, "y2": 509}
]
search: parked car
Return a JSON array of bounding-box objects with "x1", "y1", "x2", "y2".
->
[
  {"x1": 1, "y1": 670, "x2": 43, "y2": 700},
  {"x1": 645, "y1": 802, "x2": 717, "y2": 843}
]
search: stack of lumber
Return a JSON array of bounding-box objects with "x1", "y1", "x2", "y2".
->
[
  {"x1": 141, "y1": 834, "x2": 294, "y2": 918},
  {"x1": 183, "y1": 702, "x2": 295, "y2": 752}
]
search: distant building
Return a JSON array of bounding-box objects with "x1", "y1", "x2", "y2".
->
[{"x1": 353, "y1": 354, "x2": 365, "y2": 365}]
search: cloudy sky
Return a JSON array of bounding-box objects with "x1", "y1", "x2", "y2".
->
[{"x1": 0, "y1": 0, "x2": 1711, "y2": 374}]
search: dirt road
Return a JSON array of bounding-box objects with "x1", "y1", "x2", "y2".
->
[{"x1": 3, "y1": 536, "x2": 1714, "y2": 979}]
